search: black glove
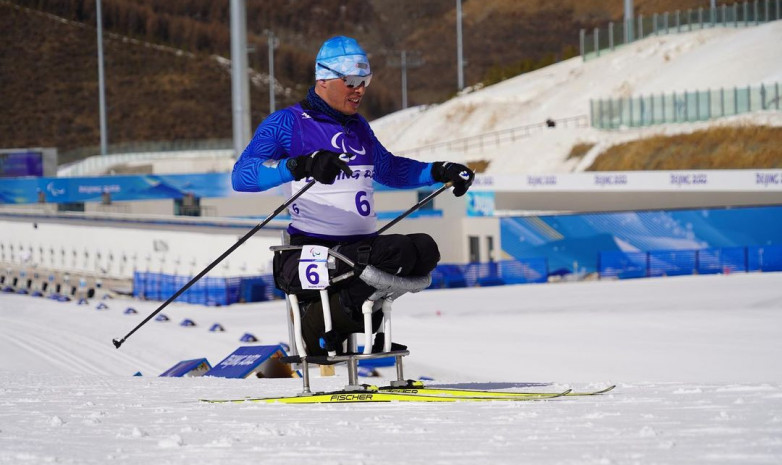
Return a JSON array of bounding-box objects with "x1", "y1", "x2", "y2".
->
[
  {"x1": 286, "y1": 150, "x2": 353, "y2": 184},
  {"x1": 431, "y1": 161, "x2": 474, "y2": 197}
]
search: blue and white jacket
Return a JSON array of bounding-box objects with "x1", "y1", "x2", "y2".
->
[{"x1": 232, "y1": 88, "x2": 436, "y2": 241}]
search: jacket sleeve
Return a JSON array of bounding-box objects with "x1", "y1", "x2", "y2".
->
[
  {"x1": 369, "y1": 126, "x2": 435, "y2": 189},
  {"x1": 231, "y1": 110, "x2": 296, "y2": 192}
]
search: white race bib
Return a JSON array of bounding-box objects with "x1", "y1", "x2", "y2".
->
[
  {"x1": 288, "y1": 165, "x2": 376, "y2": 237},
  {"x1": 298, "y1": 245, "x2": 330, "y2": 290}
]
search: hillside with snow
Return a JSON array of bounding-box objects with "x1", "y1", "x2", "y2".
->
[
  {"x1": 372, "y1": 22, "x2": 782, "y2": 174},
  {"x1": 55, "y1": 22, "x2": 781, "y2": 178}
]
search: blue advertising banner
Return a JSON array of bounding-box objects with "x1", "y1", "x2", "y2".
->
[
  {"x1": 204, "y1": 345, "x2": 294, "y2": 379},
  {"x1": 0, "y1": 173, "x2": 237, "y2": 204},
  {"x1": 465, "y1": 191, "x2": 495, "y2": 217},
  {"x1": 159, "y1": 358, "x2": 212, "y2": 377},
  {"x1": 0, "y1": 151, "x2": 44, "y2": 178},
  {"x1": 0, "y1": 172, "x2": 420, "y2": 204}
]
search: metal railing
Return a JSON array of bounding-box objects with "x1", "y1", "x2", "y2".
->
[
  {"x1": 598, "y1": 244, "x2": 782, "y2": 278},
  {"x1": 61, "y1": 139, "x2": 232, "y2": 161},
  {"x1": 59, "y1": 115, "x2": 587, "y2": 172},
  {"x1": 591, "y1": 82, "x2": 781, "y2": 129},
  {"x1": 394, "y1": 115, "x2": 589, "y2": 157},
  {"x1": 580, "y1": 0, "x2": 782, "y2": 61},
  {"x1": 58, "y1": 148, "x2": 234, "y2": 177}
]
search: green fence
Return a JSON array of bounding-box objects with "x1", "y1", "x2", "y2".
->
[
  {"x1": 590, "y1": 82, "x2": 781, "y2": 129},
  {"x1": 581, "y1": 1, "x2": 781, "y2": 61}
]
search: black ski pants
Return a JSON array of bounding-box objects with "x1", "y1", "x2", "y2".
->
[
  {"x1": 274, "y1": 232, "x2": 440, "y2": 311},
  {"x1": 273, "y1": 233, "x2": 439, "y2": 354}
]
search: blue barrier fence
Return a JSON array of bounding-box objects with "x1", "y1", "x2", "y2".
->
[
  {"x1": 133, "y1": 272, "x2": 245, "y2": 306},
  {"x1": 133, "y1": 271, "x2": 241, "y2": 305},
  {"x1": 133, "y1": 245, "x2": 779, "y2": 305},
  {"x1": 132, "y1": 257, "x2": 549, "y2": 305},
  {"x1": 599, "y1": 245, "x2": 782, "y2": 278},
  {"x1": 429, "y1": 258, "x2": 549, "y2": 288},
  {"x1": 133, "y1": 272, "x2": 286, "y2": 305},
  {"x1": 133, "y1": 245, "x2": 782, "y2": 305}
]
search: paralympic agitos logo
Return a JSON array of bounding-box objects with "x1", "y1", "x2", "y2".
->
[{"x1": 331, "y1": 132, "x2": 365, "y2": 156}]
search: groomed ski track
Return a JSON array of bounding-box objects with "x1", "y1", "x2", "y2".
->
[{"x1": 2, "y1": 273, "x2": 781, "y2": 464}]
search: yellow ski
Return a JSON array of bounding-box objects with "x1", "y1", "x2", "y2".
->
[
  {"x1": 201, "y1": 389, "x2": 571, "y2": 404},
  {"x1": 380, "y1": 384, "x2": 616, "y2": 398}
]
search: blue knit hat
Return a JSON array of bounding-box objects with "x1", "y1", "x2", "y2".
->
[{"x1": 315, "y1": 36, "x2": 371, "y2": 79}]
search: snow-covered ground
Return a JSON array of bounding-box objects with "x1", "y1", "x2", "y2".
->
[
  {"x1": 2, "y1": 272, "x2": 781, "y2": 464},
  {"x1": 372, "y1": 21, "x2": 782, "y2": 174}
]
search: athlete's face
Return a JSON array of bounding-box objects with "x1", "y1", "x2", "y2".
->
[{"x1": 315, "y1": 77, "x2": 366, "y2": 115}]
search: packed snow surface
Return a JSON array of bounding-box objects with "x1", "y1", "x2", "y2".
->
[{"x1": 1, "y1": 272, "x2": 781, "y2": 464}]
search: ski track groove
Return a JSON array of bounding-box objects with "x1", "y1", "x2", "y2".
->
[
  {"x1": 0, "y1": 318, "x2": 83, "y2": 374},
  {"x1": 0, "y1": 316, "x2": 154, "y2": 375}
]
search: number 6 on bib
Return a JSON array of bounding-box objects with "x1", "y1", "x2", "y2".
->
[{"x1": 298, "y1": 245, "x2": 330, "y2": 290}]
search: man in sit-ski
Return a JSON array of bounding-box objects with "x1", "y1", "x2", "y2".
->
[{"x1": 232, "y1": 36, "x2": 473, "y2": 355}]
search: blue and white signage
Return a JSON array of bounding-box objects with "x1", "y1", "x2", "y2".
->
[
  {"x1": 204, "y1": 345, "x2": 292, "y2": 379},
  {"x1": 0, "y1": 173, "x2": 236, "y2": 204},
  {"x1": 159, "y1": 358, "x2": 212, "y2": 377},
  {"x1": 466, "y1": 191, "x2": 495, "y2": 217},
  {"x1": 470, "y1": 170, "x2": 782, "y2": 192}
]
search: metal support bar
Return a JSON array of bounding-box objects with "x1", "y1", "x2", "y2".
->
[
  {"x1": 301, "y1": 358, "x2": 311, "y2": 394},
  {"x1": 289, "y1": 294, "x2": 307, "y2": 356},
  {"x1": 362, "y1": 300, "x2": 374, "y2": 355},
  {"x1": 320, "y1": 289, "x2": 336, "y2": 357},
  {"x1": 382, "y1": 299, "x2": 393, "y2": 353},
  {"x1": 390, "y1": 355, "x2": 407, "y2": 387},
  {"x1": 346, "y1": 359, "x2": 359, "y2": 389}
]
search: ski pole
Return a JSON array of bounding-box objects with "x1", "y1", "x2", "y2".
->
[
  {"x1": 377, "y1": 182, "x2": 451, "y2": 235},
  {"x1": 112, "y1": 180, "x2": 316, "y2": 349}
]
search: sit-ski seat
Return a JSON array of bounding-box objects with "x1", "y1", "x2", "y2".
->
[{"x1": 270, "y1": 243, "x2": 431, "y2": 395}]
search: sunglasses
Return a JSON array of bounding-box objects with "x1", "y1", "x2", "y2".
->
[{"x1": 317, "y1": 63, "x2": 372, "y2": 88}]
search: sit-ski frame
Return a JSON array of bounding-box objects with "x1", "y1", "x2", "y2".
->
[{"x1": 271, "y1": 244, "x2": 431, "y2": 395}]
